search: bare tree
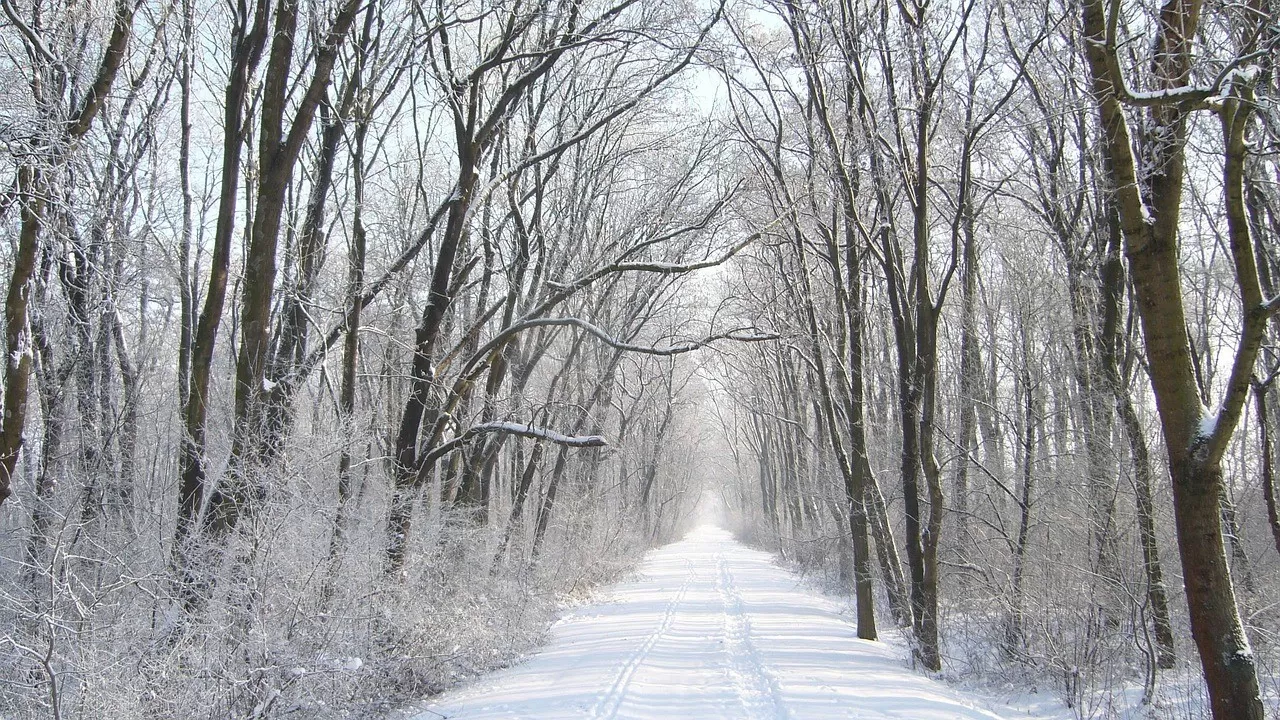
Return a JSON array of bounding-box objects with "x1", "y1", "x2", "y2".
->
[
  {"x1": 0, "y1": 0, "x2": 137, "y2": 509},
  {"x1": 1079, "y1": 0, "x2": 1277, "y2": 713}
]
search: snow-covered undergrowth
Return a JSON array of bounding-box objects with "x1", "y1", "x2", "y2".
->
[
  {"x1": 739, "y1": 523, "x2": 1280, "y2": 720},
  {"x1": 0, "y1": 466, "x2": 659, "y2": 719}
]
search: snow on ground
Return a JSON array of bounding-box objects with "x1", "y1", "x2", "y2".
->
[{"x1": 412, "y1": 525, "x2": 1066, "y2": 719}]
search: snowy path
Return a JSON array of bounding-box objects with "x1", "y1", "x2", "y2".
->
[{"x1": 415, "y1": 526, "x2": 1031, "y2": 719}]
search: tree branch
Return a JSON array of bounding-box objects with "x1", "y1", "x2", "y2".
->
[
  {"x1": 0, "y1": 0, "x2": 59, "y2": 67},
  {"x1": 421, "y1": 421, "x2": 606, "y2": 467}
]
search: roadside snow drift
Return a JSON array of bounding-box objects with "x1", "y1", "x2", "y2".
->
[{"x1": 416, "y1": 525, "x2": 1026, "y2": 719}]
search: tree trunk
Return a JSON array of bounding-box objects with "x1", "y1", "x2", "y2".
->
[
  {"x1": 174, "y1": 0, "x2": 269, "y2": 608},
  {"x1": 210, "y1": 0, "x2": 361, "y2": 540},
  {"x1": 22, "y1": 305, "x2": 66, "y2": 590},
  {"x1": 326, "y1": 69, "x2": 374, "y2": 597},
  {"x1": 1005, "y1": 341, "x2": 1038, "y2": 658},
  {"x1": 1255, "y1": 384, "x2": 1280, "y2": 556},
  {"x1": 0, "y1": 166, "x2": 45, "y2": 509},
  {"x1": 1080, "y1": 0, "x2": 1265, "y2": 711},
  {"x1": 954, "y1": 215, "x2": 981, "y2": 559},
  {"x1": 1116, "y1": 387, "x2": 1177, "y2": 668}
]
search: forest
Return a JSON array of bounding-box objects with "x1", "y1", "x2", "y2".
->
[{"x1": 0, "y1": 0, "x2": 1276, "y2": 717}]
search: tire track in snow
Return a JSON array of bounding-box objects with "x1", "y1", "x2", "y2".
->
[
  {"x1": 588, "y1": 558, "x2": 696, "y2": 720},
  {"x1": 716, "y1": 551, "x2": 789, "y2": 720},
  {"x1": 420, "y1": 527, "x2": 1040, "y2": 720}
]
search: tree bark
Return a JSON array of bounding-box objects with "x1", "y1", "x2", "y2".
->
[
  {"x1": 0, "y1": 0, "x2": 136, "y2": 510},
  {"x1": 0, "y1": 165, "x2": 44, "y2": 509},
  {"x1": 1256, "y1": 383, "x2": 1280, "y2": 556},
  {"x1": 208, "y1": 0, "x2": 362, "y2": 540},
  {"x1": 174, "y1": 0, "x2": 269, "y2": 608},
  {"x1": 1080, "y1": 0, "x2": 1265, "y2": 712}
]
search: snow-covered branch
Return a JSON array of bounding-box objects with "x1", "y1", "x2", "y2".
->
[
  {"x1": 1091, "y1": 23, "x2": 1274, "y2": 109},
  {"x1": 460, "y1": 317, "x2": 778, "y2": 382},
  {"x1": 423, "y1": 421, "x2": 606, "y2": 465},
  {"x1": 541, "y1": 229, "x2": 766, "y2": 303},
  {"x1": 417, "y1": 316, "x2": 768, "y2": 468},
  {"x1": 1, "y1": 0, "x2": 60, "y2": 68},
  {"x1": 283, "y1": 186, "x2": 459, "y2": 391}
]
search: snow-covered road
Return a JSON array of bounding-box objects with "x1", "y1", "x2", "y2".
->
[{"x1": 415, "y1": 526, "x2": 1037, "y2": 719}]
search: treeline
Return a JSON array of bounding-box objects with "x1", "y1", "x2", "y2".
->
[
  {"x1": 0, "y1": 0, "x2": 741, "y2": 716},
  {"x1": 711, "y1": 0, "x2": 1278, "y2": 718},
  {"x1": 2, "y1": 0, "x2": 1279, "y2": 717}
]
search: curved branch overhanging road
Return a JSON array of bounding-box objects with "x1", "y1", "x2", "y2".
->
[{"x1": 415, "y1": 527, "x2": 1055, "y2": 720}]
